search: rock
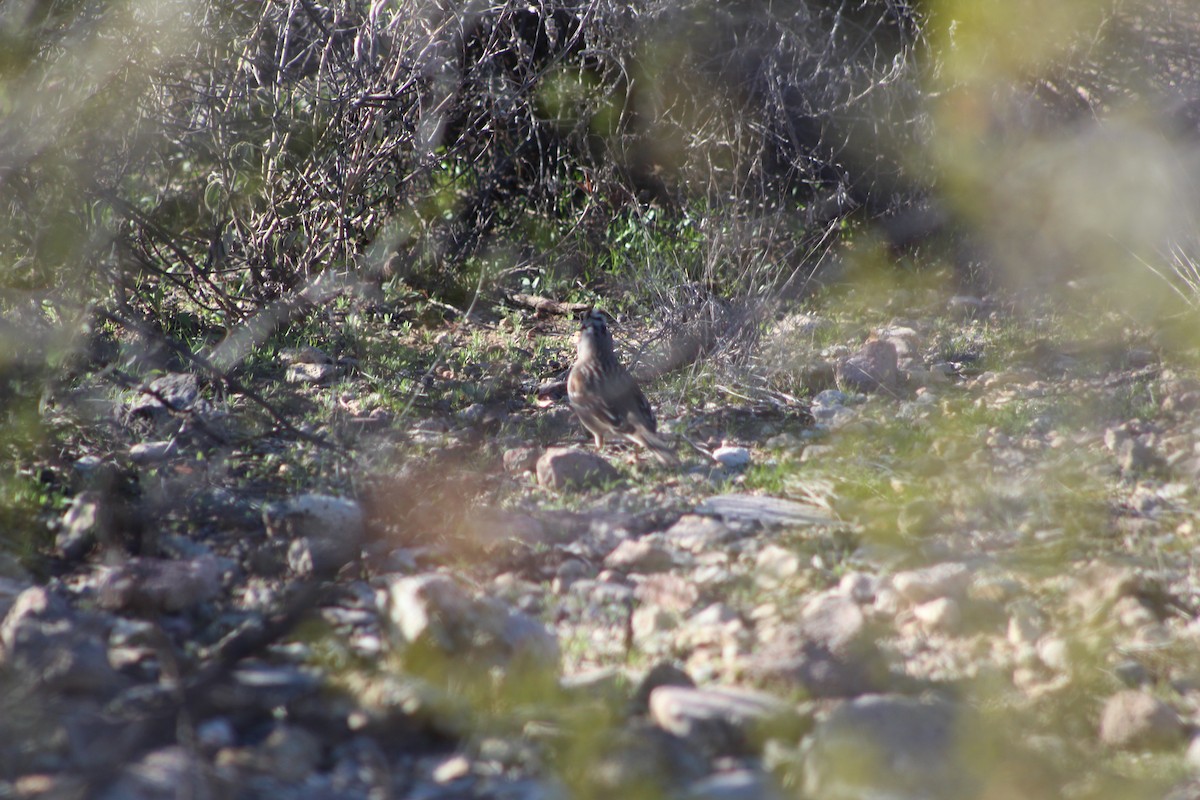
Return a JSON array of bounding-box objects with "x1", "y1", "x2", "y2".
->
[
  {"x1": 536, "y1": 448, "x2": 621, "y2": 491},
  {"x1": 257, "y1": 724, "x2": 323, "y2": 782},
  {"x1": 802, "y1": 695, "x2": 967, "y2": 800},
  {"x1": 0, "y1": 586, "x2": 122, "y2": 695},
  {"x1": 605, "y1": 538, "x2": 675, "y2": 574},
  {"x1": 892, "y1": 562, "x2": 971, "y2": 604},
  {"x1": 1068, "y1": 562, "x2": 1142, "y2": 621},
  {"x1": 1099, "y1": 690, "x2": 1183, "y2": 750},
  {"x1": 836, "y1": 339, "x2": 899, "y2": 394},
  {"x1": 264, "y1": 493, "x2": 364, "y2": 540},
  {"x1": 631, "y1": 604, "x2": 679, "y2": 646},
  {"x1": 712, "y1": 445, "x2": 752, "y2": 468},
  {"x1": 96, "y1": 556, "x2": 222, "y2": 612},
  {"x1": 129, "y1": 373, "x2": 199, "y2": 418},
  {"x1": 749, "y1": 593, "x2": 884, "y2": 698},
  {"x1": 503, "y1": 446, "x2": 540, "y2": 474},
  {"x1": 379, "y1": 573, "x2": 558, "y2": 667},
  {"x1": 665, "y1": 515, "x2": 737, "y2": 551},
  {"x1": 57, "y1": 490, "x2": 105, "y2": 560},
  {"x1": 285, "y1": 361, "x2": 339, "y2": 384},
  {"x1": 279, "y1": 345, "x2": 332, "y2": 365},
  {"x1": 696, "y1": 494, "x2": 832, "y2": 527},
  {"x1": 213, "y1": 665, "x2": 322, "y2": 713},
  {"x1": 755, "y1": 545, "x2": 802, "y2": 589},
  {"x1": 913, "y1": 597, "x2": 961, "y2": 633},
  {"x1": 1185, "y1": 735, "x2": 1200, "y2": 772},
  {"x1": 263, "y1": 494, "x2": 365, "y2": 575},
  {"x1": 634, "y1": 574, "x2": 701, "y2": 612},
  {"x1": 584, "y1": 721, "x2": 708, "y2": 793},
  {"x1": 97, "y1": 747, "x2": 223, "y2": 800},
  {"x1": 649, "y1": 685, "x2": 794, "y2": 756},
  {"x1": 129, "y1": 440, "x2": 177, "y2": 464},
  {"x1": 684, "y1": 769, "x2": 786, "y2": 800}
]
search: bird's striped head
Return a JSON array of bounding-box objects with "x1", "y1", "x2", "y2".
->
[{"x1": 576, "y1": 308, "x2": 615, "y2": 361}]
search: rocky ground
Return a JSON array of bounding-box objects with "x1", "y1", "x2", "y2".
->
[{"x1": 3, "y1": 280, "x2": 1200, "y2": 799}]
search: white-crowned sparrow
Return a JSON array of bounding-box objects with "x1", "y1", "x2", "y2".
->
[{"x1": 567, "y1": 310, "x2": 679, "y2": 465}]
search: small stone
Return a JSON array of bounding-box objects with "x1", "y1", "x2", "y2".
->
[
  {"x1": 684, "y1": 769, "x2": 785, "y2": 800},
  {"x1": 802, "y1": 695, "x2": 965, "y2": 800},
  {"x1": 285, "y1": 361, "x2": 339, "y2": 384},
  {"x1": 712, "y1": 445, "x2": 752, "y2": 468},
  {"x1": 536, "y1": 448, "x2": 620, "y2": 491},
  {"x1": 605, "y1": 538, "x2": 675, "y2": 574},
  {"x1": 698, "y1": 494, "x2": 831, "y2": 527},
  {"x1": 631, "y1": 604, "x2": 679, "y2": 646},
  {"x1": 379, "y1": 573, "x2": 558, "y2": 667},
  {"x1": 279, "y1": 346, "x2": 332, "y2": 365},
  {"x1": 1099, "y1": 690, "x2": 1183, "y2": 749},
  {"x1": 649, "y1": 685, "x2": 792, "y2": 756},
  {"x1": 57, "y1": 490, "x2": 105, "y2": 560},
  {"x1": 432, "y1": 753, "x2": 472, "y2": 783},
  {"x1": 913, "y1": 597, "x2": 961, "y2": 633},
  {"x1": 1007, "y1": 608, "x2": 1044, "y2": 646},
  {"x1": 96, "y1": 556, "x2": 222, "y2": 613},
  {"x1": 263, "y1": 493, "x2": 364, "y2": 542},
  {"x1": 129, "y1": 440, "x2": 177, "y2": 464},
  {"x1": 97, "y1": 747, "x2": 223, "y2": 800},
  {"x1": 892, "y1": 562, "x2": 971, "y2": 604},
  {"x1": 264, "y1": 494, "x2": 365, "y2": 576},
  {"x1": 665, "y1": 515, "x2": 736, "y2": 551},
  {"x1": 755, "y1": 545, "x2": 802, "y2": 589},
  {"x1": 129, "y1": 373, "x2": 200, "y2": 418},
  {"x1": 1036, "y1": 637, "x2": 1069, "y2": 671},
  {"x1": 503, "y1": 446, "x2": 540, "y2": 474},
  {"x1": 0, "y1": 586, "x2": 122, "y2": 695},
  {"x1": 836, "y1": 339, "x2": 899, "y2": 394},
  {"x1": 259, "y1": 724, "x2": 322, "y2": 782}
]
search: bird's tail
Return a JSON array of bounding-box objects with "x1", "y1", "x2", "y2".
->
[{"x1": 633, "y1": 426, "x2": 680, "y2": 466}]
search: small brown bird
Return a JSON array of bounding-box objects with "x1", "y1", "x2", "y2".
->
[{"x1": 567, "y1": 310, "x2": 679, "y2": 465}]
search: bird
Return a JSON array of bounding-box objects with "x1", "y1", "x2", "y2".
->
[{"x1": 567, "y1": 309, "x2": 679, "y2": 466}]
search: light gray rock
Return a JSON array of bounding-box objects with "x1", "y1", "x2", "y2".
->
[
  {"x1": 649, "y1": 684, "x2": 793, "y2": 756},
  {"x1": 836, "y1": 339, "x2": 899, "y2": 394},
  {"x1": 503, "y1": 446, "x2": 540, "y2": 474},
  {"x1": 749, "y1": 592, "x2": 885, "y2": 698},
  {"x1": 892, "y1": 562, "x2": 971, "y2": 604},
  {"x1": 605, "y1": 538, "x2": 675, "y2": 574},
  {"x1": 129, "y1": 373, "x2": 199, "y2": 418},
  {"x1": 129, "y1": 440, "x2": 177, "y2": 464},
  {"x1": 696, "y1": 494, "x2": 832, "y2": 527},
  {"x1": 712, "y1": 445, "x2": 752, "y2": 468},
  {"x1": 536, "y1": 448, "x2": 620, "y2": 491},
  {"x1": 264, "y1": 494, "x2": 365, "y2": 575},
  {"x1": 1099, "y1": 690, "x2": 1183, "y2": 750},
  {"x1": 913, "y1": 597, "x2": 961, "y2": 633},
  {"x1": 802, "y1": 695, "x2": 968, "y2": 800},
  {"x1": 0, "y1": 586, "x2": 122, "y2": 695},
  {"x1": 665, "y1": 515, "x2": 737, "y2": 551},
  {"x1": 380, "y1": 573, "x2": 558, "y2": 668},
  {"x1": 97, "y1": 747, "x2": 223, "y2": 800},
  {"x1": 684, "y1": 769, "x2": 786, "y2": 800},
  {"x1": 96, "y1": 556, "x2": 222, "y2": 612},
  {"x1": 285, "y1": 361, "x2": 339, "y2": 384}
]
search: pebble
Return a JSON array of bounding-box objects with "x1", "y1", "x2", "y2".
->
[
  {"x1": 892, "y1": 562, "x2": 971, "y2": 604},
  {"x1": 536, "y1": 447, "x2": 621, "y2": 491},
  {"x1": 1099, "y1": 690, "x2": 1183, "y2": 750}
]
